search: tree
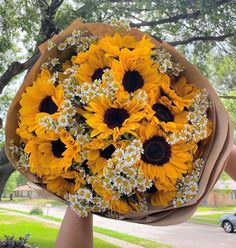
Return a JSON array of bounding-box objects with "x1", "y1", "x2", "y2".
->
[
  {"x1": 3, "y1": 171, "x2": 18, "y2": 197},
  {"x1": 0, "y1": 0, "x2": 236, "y2": 198},
  {"x1": 222, "y1": 92, "x2": 236, "y2": 142},
  {"x1": 16, "y1": 172, "x2": 28, "y2": 186}
]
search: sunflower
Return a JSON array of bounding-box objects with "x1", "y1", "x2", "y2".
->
[
  {"x1": 16, "y1": 122, "x2": 35, "y2": 142},
  {"x1": 98, "y1": 33, "x2": 155, "y2": 58},
  {"x1": 57, "y1": 60, "x2": 73, "y2": 82},
  {"x1": 146, "y1": 179, "x2": 177, "y2": 207},
  {"x1": 43, "y1": 171, "x2": 85, "y2": 197},
  {"x1": 111, "y1": 49, "x2": 165, "y2": 94},
  {"x1": 91, "y1": 179, "x2": 132, "y2": 215},
  {"x1": 91, "y1": 180, "x2": 113, "y2": 202},
  {"x1": 73, "y1": 45, "x2": 114, "y2": 83},
  {"x1": 109, "y1": 199, "x2": 132, "y2": 215},
  {"x1": 151, "y1": 189, "x2": 177, "y2": 207},
  {"x1": 171, "y1": 77, "x2": 199, "y2": 107},
  {"x1": 136, "y1": 124, "x2": 193, "y2": 185},
  {"x1": 24, "y1": 129, "x2": 80, "y2": 177},
  {"x1": 72, "y1": 43, "x2": 99, "y2": 65},
  {"x1": 83, "y1": 95, "x2": 146, "y2": 140},
  {"x1": 156, "y1": 83, "x2": 188, "y2": 114},
  {"x1": 19, "y1": 69, "x2": 64, "y2": 136},
  {"x1": 85, "y1": 139, "x2": 116, "y2": 175},
  {"x1": 145, "y1": 89, "x2": 188, "y2": 132}
]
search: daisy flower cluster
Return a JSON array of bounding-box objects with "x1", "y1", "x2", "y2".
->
[
  {"x1": 188, "y1": 89, "x2": 212, "y2": 142},
  {"x1": 173, "y1": 158, "x2": 205, "y2": 207},
  {"x1": 9, "y1": 140, "x2": 29, "y2": 172},
  {"x1": 55, "y1": 29, "x2": 98, "y2": 53},
  {"x1": 41, "y1": 57, "x2": 60, "y2": 71},
  {"x1": 102, "y1": 139, "x2": 153, "y2": 196},
  {"x1": 65, "y1": 188, "x2": 109, "y2": 217},
  {"x1": 152, "y1": 48, "x2": 184, "y2": 76},
  {"x1": 10, "y1": 20, "x2": 212, "y2": 218},
  {"x1": 167, "y1": 89, "x2": 211, "y2": 145}
]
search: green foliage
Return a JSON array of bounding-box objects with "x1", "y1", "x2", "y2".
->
[
  {"x1": 220, "y1": 171, "x2": 232, "y2": 181},
  {"x1": 4, "y1": 171, "x2": 27, "y2": 195},
  {"x1": 0, "y1": 0, "x2": 41, "y2": 73},
  {"x1": 3, "y1": 171, "x2": 18, "y2": 195},
  {"x1": 29, "y1": 207, "x2": 43, "y2": 216},
  {"x1": 1, "y1": 0, "x2": 235, "y2": 98},
  {"x1": 0, "y1": 0, "x2": 235, "y2": 74},
  {"x1": 0, "y1": 234, "x2": 36, "y2": 248},
  {"x1": 0, "y1": 77, "x2": 21, "y2": 143},
  {"x1": 16, "y1": 173, "x2": 28, "y2": 186},
  {"x1": 3, "y1": 171, "x2": 28, "y2": 196},
  {"x1": 204, "y1": 54, "x2": 236, "y2": 95},
  {"x1": 222, "y1": 92, "x2": 236, "y2": 133},
  {"x1": 197, "y1": 206, "x2": 236, "y2": 212}
]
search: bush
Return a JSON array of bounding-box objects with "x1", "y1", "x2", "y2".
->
[
  {"x1": 0, "y1": 234, "x2": 37, "y2": 248},
  {"x1": 29, "y1": 208, "x2": 43, "y2": 216}
]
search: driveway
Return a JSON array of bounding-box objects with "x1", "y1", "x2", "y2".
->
[{"x1": 0, "y1": 202, "x2": 235, "y2": 248}]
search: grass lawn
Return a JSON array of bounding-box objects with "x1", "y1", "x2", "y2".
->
[
  {"x1": 0, "y1": 208, "x2": 172, "y2": 248},
  {"x1": 190, "y1": 212, "x2": 232, "y2": 225},
  {"x1": 197, "y1": 206, "x2": 236, "y2": 212},
  {"x1": 94, "y1": 226, "x2": 172, "y2": 248},
  {"x1": 192, "y1": 206, "x2": 236, "y2": 225},
  {"x1": 190, "y1": 218, "x2": 219, "y2": 225},
  {"x1": 196, "y1": 213, "x2": 229, "y2": 219},
  {"x1": 0, "y1": 213, "x2": 119, "y2": 248},
  {"x1": 1, "y1": 198, "x2": 64, "y2": 207}
]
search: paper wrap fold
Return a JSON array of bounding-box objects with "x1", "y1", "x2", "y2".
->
[{"x1": 5, "y1": 20, "x2": 234, "y2": 225}]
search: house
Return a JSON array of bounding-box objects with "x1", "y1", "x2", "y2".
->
[
  {"x1": 202, "y1": 180, "x2": 236, "y2": 207},
  {"x1": 14, "y1": 183, "x2": 40, "y2": 199}
]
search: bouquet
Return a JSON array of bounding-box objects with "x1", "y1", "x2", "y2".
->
[{"x1": 5, "y1": 19, "x2": 233, "y2": 225}]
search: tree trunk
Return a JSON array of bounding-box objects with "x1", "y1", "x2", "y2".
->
[{"x1": 0, "y1": 163, "x2": 15, "y2": 201}]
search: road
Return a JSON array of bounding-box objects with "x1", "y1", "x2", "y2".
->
[{"x1": 0, "y1": 202, "x2": 235, "y2": 248}]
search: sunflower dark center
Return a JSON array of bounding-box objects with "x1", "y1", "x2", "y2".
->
[
  {"x1": 141, "y1": 136, "x2": 171, "y2": 166},
  {"x1": 91, "y1": 67, "x2": 109, "y2": 81},
  {"x1": 104, "y1": 108, "x2": 130, "y2": 129},
  {"x1": 51, "y1": 139, "x2": 66, "y2": 158},
  {"x1": 152, "y1": 103, "x2": 174, "y2": 122},
  {"x1": 122, "y1": 70, "x2": 144, "y2": 93},
  {"x1": 146, "y1": 184, "x2": 158, "y2": 193},
  {"x1": 100, "y1": 144, "x2": 116, "y2": 159},
  {"x1": 39, "y1": 96, "x2": 58, "y2": 114}
]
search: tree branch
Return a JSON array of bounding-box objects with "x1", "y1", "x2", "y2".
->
[
  {"x1": 0, "y1": 147, "x2": 9, "y2": 166},
  {"x1": 0, "y1": 52, "x2": 40, "y2": 95},
  {"x1": 131, "y1": 11, "x2": 200, "y2": 28},
  {"x1": 220, "y1": 95, "x2": 236, "y2": 100},
  {"x1": 0, "y1": 163, "x2": 15, "y2": 201},
  {"x1": 130, "y1": 0, "x2": 232, "y2": 28},
  {"x1": 168, "y1": 33, "x2": 235, "y2": 46},
  {"x1": 0, "y1": 0, "x2": 65, "y2": 95},
  {"x1": 107, "y1": 0, "x2": 135, "y2": 2},
  {"x1": 38, "y1": 0, "x2": 65, "y2": 42}
]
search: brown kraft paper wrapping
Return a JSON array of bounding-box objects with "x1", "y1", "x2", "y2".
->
[{"x1": 5, "y1": 20, "x2": 234, "y2": 225}]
